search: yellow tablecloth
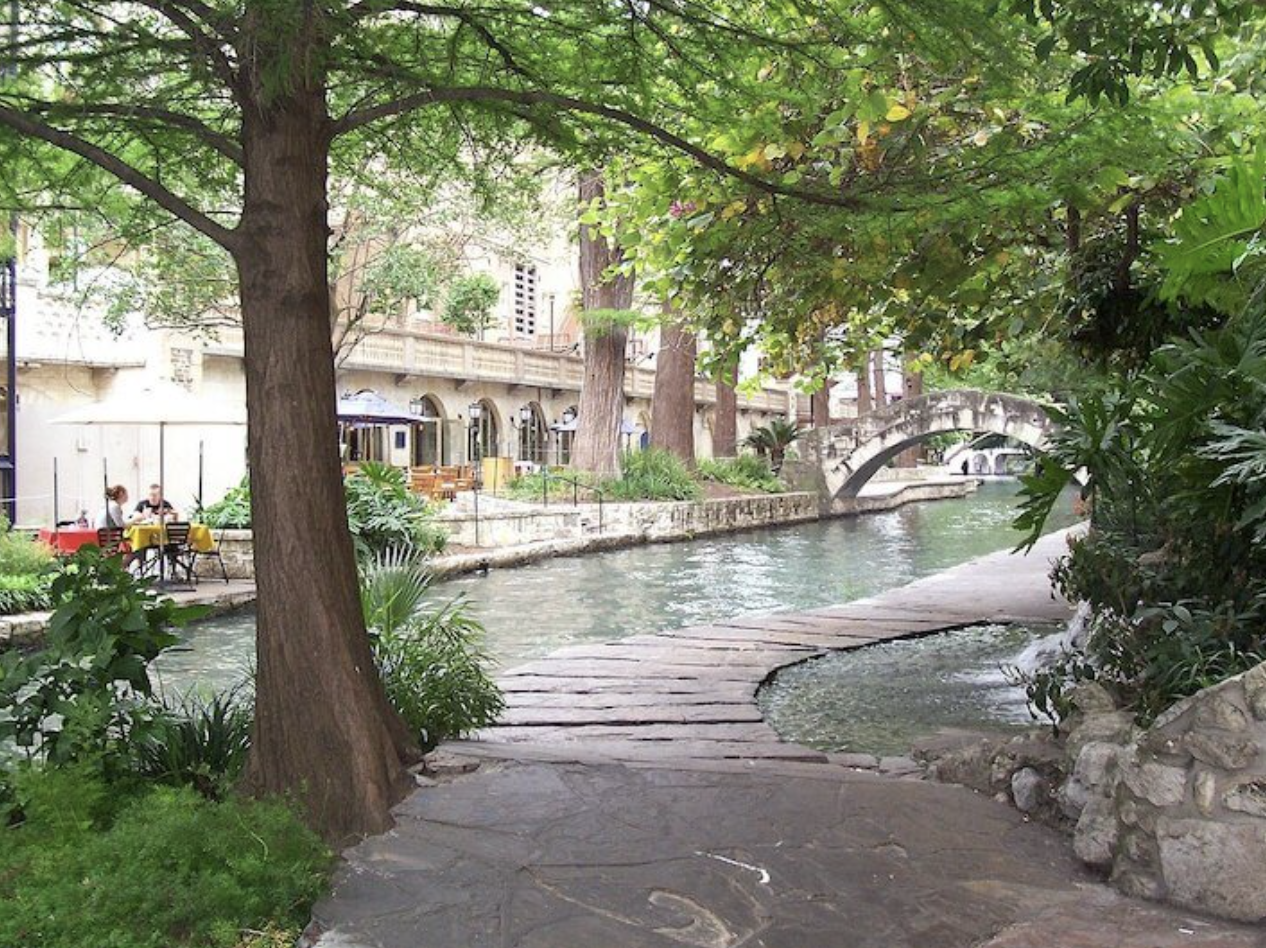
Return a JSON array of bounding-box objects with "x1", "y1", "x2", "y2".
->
[{"x1": 125, "y1": 523, "x2": 215, "y2": 553}]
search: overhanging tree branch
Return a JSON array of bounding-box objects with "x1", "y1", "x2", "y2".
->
[
  {"x1": 14, "y1": 99, "x2": 243, "y2": 164},
  {"x1": 332, "y1": 86, "x2": 862, "y2": 209},
  {"x1": 0, "y1": 105, "x2": 238, "y2": 249}
]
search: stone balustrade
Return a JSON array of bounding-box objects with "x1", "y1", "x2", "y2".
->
[{"x1": 203, "y1": 326, "x2": 792, "y2": 414}]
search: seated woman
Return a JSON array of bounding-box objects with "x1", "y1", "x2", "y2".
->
[
  {"x1": 95, "y1": 484, "x2": 128, "y2": 530},
  {"x1": 133, "y1": 483, "x2": 179, "y2": 523}
]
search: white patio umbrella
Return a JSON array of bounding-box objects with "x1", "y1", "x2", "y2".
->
[{"x1": 53, "y1": 382, "x2": 246, "y2": 578}]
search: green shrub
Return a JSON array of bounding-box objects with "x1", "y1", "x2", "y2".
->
[
  {"x1": 0, "y1": 548, "x2": 202, "y2": 777},
  {"x1": 696, "y1": 455, "x2": 785, "y2": 493},
  {"x1": 361, "y1": 550, "x2": 504, "y2": 753},
  {"x1": 1015, "y1": 306, "x2": 1266, "y2": 725},
  {"x1": 743, "y1": 418, "x2": 803, "y2": 472},
  {"x1": 136, "y1": 688, "x2": 253, "y2": 800},
  {"x1": 0, "y1": 518, "x2": 56, "y2": 577},
  {"x1": 200, "y1": 478, "x2": 251, "y2": 529},
  {"x1": 200, "y1": 466, "x2": 449, "y2": 558},
  {"x1": 0, "y1": 772, "x2": 330, "y2": 948},
  {"x1": 345, "y1": 461, "x2": 447, "y2": 559},
  {"x1": 0, "y1": 572, "x2": 55, "y2": 615},
  {"x1": 604, "y1": 448, "x2": 701, "y2": 502}
]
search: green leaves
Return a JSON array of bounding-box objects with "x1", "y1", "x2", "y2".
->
[{"x1": 1158, "y1": 146, "x2": 1266, "y2": 312}]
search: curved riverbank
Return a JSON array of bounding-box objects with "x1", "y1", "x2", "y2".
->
[
  {"x1": 0, "y1": 478, "x2": 979, "y2": 650},
  {"x1": 311, "y1": 526, "x2": 1261, "y2": 948}
]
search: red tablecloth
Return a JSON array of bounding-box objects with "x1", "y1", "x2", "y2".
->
[{"x1": 37, "y1": 527, "x2": 101, "y2": 554}]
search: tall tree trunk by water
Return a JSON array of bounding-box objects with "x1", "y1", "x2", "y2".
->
[
  {"x1": 650, "y1": 307, "x2": 697, "y2": 465},
  {"x1": 235, "y1": 88, "x2": 416, "y2": 844},
  {"x1": 870, "y1": 349, "x2": 887, "y2": 410},
  {"x1": 712, "y1": 361, "x2": 738, "y2": 457},
  {"x1": 856, "y1": 364, "x2": 872, "y2": 417},
  {"x1": 895, "y1": 356, "x2": 925, "y2": 468},
  {"x1": 571, "y1": 170, "x2": 634, "y2": 476},
  {"x1": 810, "y1": 381, "x2": 832, "y2": 427}
]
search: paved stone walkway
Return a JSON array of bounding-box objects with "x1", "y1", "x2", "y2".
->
[
  {"x1": 469, "y1": 530, "x2": 1078, "y2": 768},
  {"x1": 311, "y1": 531, "x2": 1265, "y2": 947}
]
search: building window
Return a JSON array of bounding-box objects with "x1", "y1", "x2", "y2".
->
[
  {"x1": 170, "y1": 347, "x2": 194, "y2": 390},
  {"x1": 513, "y1": 263, "x2": 538, "y2": 337}
]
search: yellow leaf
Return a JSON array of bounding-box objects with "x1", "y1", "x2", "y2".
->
[
  {"x1": 720, "y1": 200, "x2": 748, "y2": 220},
  {"x1": 857, "y1": 121, "x2": 871, "y2": 144},
  {"x1": 736, "y1": 146, "x2": 771, "y2": 172},
  {"x1": 885, "y1": 104, "x2": 912, "y2": 122},
  {"x1": 786, "y1": 141, "x2": 806, "y2": 160}
]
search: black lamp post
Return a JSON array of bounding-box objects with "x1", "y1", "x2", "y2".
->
[{"x1": 518, "y1": 404, "x2": 533, "y2": 465}]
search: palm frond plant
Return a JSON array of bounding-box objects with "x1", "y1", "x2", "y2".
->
[
  {"x1": 743, "y1": 419, "x2": 803, "y2": 473},
  {"x1": 358, "y1": 549, "x2": 503, "y2": 753}
]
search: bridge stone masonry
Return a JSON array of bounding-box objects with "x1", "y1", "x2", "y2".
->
[{"x1": 792, "y1": 389, "x2": 1057, "y2": 511}]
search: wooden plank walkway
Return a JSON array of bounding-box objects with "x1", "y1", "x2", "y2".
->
[{"x1": 457, "y1": 529, "x2": 1077, "y2": 768}]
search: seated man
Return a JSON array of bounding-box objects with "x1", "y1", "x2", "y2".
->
[{"x1": 133, "y1": 483, "x2": 179, "y2": 523}]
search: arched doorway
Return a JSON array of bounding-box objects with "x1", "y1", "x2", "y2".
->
[
  {"x1": 466, "y1": 399, "x2": 500, "y2": 463},
  {"x1": 409, "y1": 394, "x2": 447, "y2": 466},
  {"x1": 517, "y1": 402, "x2": 549, "y2": 465}
]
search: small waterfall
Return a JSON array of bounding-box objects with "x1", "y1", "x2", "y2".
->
[{"x1": 1010, "y1": 601, "x2": 1093, "y2": 674}]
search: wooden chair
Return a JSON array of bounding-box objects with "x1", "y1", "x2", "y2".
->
[
  {"x1": 161, "y1": 521, "x2": 196, "y2": 584},
  {"x1": 96, "y1": 526, "x2": 126, "y2": 557}
]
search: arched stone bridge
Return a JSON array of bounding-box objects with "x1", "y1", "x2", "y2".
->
[{"x1": 804, "y1": 390, "x2": 1056, "y2": 503}]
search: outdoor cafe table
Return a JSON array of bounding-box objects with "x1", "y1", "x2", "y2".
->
[
  {"x1": 37, "y1": 527, "x2": 99, "y2": 554},
  {"x1": 125, "y1": 523, "x2": 215, "y2": 553}
]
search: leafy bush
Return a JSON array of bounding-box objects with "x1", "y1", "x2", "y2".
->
[
  {"x1": 361, "y1": 550, "x2": 504, "y2": 753},
  {"x1": 604, "y1": 448, "x2": 701, "y2": 501},
  {"x1": 136, "y1": 688, "x2": 254, "y2": 801},
  {"x1": 200, "y1": 477, "x2": 251, "y2": 529},
  {"x1": 0, "y1": 518, "x2": 56, "y2": 576},
  {"x1": 743, "y1": 418, "x2": 802, "y2": 472},
  {"x1": 345, "y1": 461, "x2": 447, "y2": 559},
  {"x1": 200, "y1": 466, "x2": 449, "y2": 559},
  {"x1": 0, "y1": 571, "x2": 55, "y2": 615},
  {"x1": 1015, "y1": 304, "x2": 1266, "y2": 725},
  {"x1": 0, "y1": 548, "x2": 202, "y2": 778},
  {"x1": 696, "y1": 455, "x2": 785, "y2": 493},
  {"x1": 0, "y1": 771, "x2": 329, "y2": 948},
  {"x1": 502, "y1": 468, "x2": 601, "y2": 503}
]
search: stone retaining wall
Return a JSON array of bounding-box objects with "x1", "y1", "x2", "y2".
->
[
  {"x1": 600, "y1": 492, "x2": 820, "y2": 540},
  {"x1": 1067, "y1": 668, "x2": 1266, "y2": 922},
  {"x1": 193, "y1": 529, "x2": 255, "y2": 581},
  {"x1": 925, "y1": 665, "x2": 1266, "y2": 924},
  {"x1": 436, "y1": 508, "x2": 582, "y2": 548}
]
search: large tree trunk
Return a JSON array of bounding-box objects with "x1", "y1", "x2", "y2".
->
[
  {"x1": 856, "y1": 364, "x2": 872, "y2": 417},
  {"x1": 870, "y1": 349, "x2": 887, "y2": 409},
  {"x1": 650, "y1": 308, "x2": 697, "y2": 465},
  {"x1": 896, "y1": 356, "x2": 925, "y2": 468},
  {"x1": 712, "y1": 361, "x2": 738, "y2": 458},
  {"x1": 236, "y1": 89, "x2": 416, "y2": 844},
  {"x1": 571, "y1": 170, "x2": 634, "y2": 476},
  {"x1": 810, "y1": 381, "x2": 832, "y2": 427}
]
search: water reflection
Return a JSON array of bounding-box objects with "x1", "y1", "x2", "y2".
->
[{"x1": 151, "y1": 481, "x2": 1081, "y2": 695}]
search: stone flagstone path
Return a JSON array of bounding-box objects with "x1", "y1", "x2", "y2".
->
[
  {"x1": 310, "y1": 530, "x2": 1265, "y2": 948},
  {"x1": 462, "y1": 529, "x2": 1077, "y2": 769}
]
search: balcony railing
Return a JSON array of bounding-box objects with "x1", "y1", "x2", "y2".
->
[{"x1": 203, "y1": 325, "x2": 792, "y2": 414}]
